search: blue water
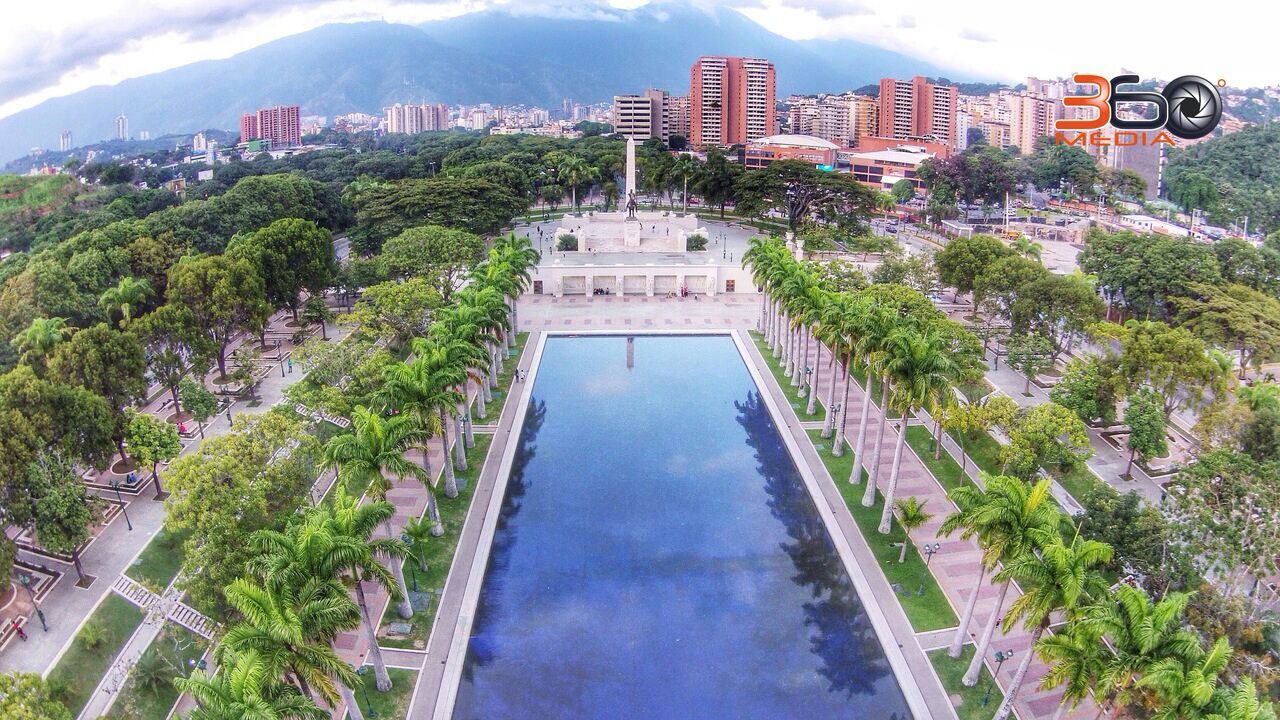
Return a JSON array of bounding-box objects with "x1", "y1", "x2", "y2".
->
[{"x1": 452, "y1": 335, "x2": 911, "y2": 720}]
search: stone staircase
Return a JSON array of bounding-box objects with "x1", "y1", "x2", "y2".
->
[{"x1": 109, "y1": 575, "x2": 218, "y2": 640}]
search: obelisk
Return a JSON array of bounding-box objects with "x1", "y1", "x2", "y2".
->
[{"x1": 625, "y1": 136, "x2": 637, "y2": 205}]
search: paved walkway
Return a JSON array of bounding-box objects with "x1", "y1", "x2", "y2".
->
[
  {"x1": 0, "y1": 315, "x2": 348, "y2": 676},
  {"x1": 792, "y1": 328, "x2": 1096, "y2": 720}
]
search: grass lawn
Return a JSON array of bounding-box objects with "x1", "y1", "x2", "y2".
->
[
  {"x1": 379, "y1": 433, "x2": 494, "y2": 649},
  {"x1": 1053, "y1": 463, "x2": 1101, "y2": 504},
  {"x1": 347, "y1": 667, "x2": 417, "y2": 720},
  {"x1": 125, "y1": 527, "x2": 190, "y2": 593},
  {"x1": 48, "y1": 594, "x2": 145, "y2": 715},
  {"x1": 749, "y1": 332, "x2": 827, "y2": 422},
  {"x1": 807, "y1": 429, "x2": 958, "y2": 632},
  {"x1": 104, "y1": 625, "x2": 207, "y2": 720},
  {"x1": 951, "y1": 429, "x2": 1005, "y2": 476},
  {"x1": 929, "y1": 646, "x2": 1005, "y2": 720},
  {"x1": 905, "y1": 425, "x2": 970, "y2": 493},
  {"x1": 956, "y1": 374, "x2": 994, "y2": 403}
]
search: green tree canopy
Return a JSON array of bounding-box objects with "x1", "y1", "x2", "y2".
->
[{"x1": 379, "y1": 225, "x2": 484, "y2": 300}]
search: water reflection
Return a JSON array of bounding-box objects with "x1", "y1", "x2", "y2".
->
[{"x1": 452, "y1": 336, "x2": 911, "y2": 720}]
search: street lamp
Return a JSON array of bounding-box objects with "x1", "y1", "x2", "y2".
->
[
  {"x1": 17, "y1": 573, "x2": 47, "y2": 631},
  {"x1": 108, "y1": 478, "x2": 132, "y2": 531},
  {"x1": 356, "y1": 666, "x2": 377, "y2": 717},
  {"x1": 916, "y1": 543, "x2": 942, "y2": 596},
  {"x1": 982, "y1": 649, "x2": 1016, "y2": 706}
]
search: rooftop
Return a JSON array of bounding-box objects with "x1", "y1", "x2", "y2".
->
[{"x1": 751, "y1": 134, "x2": 840, "y2": 150}]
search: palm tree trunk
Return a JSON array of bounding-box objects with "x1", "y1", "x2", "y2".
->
[
  {"x1": 389, "y1": 555, "x2": 412, "y2": 619},
  {"x1": 877, "y1": 411, "x2": 910, "y2": 534},
  {"x1": 758, "y1": 292, "x2": 767, "y2": 331},
  {"x1": 805, "y1": 338, "x2": 819, "y2": 415},
  {"x1": 773, "y1": 309, "x2": 783, "y2": 358},
  {"x1": 834, "y1": 360, "x2": 851, "y2": 455},
  {"x1": 475, "y1": 378, "x2": 489, "y2": 419},
  {"x1": 340, "y1": 681, "x2": 366, "y2": 720},
  {"x1": 821, "y1": 351, "x2": 837, "y2": 438},
  {"x1": 440, "y1": 410, "x2": 458, "y2": 498},
  {"x1": 933, "y1": 419, "x2": 943, "y2": 460},
  {"x1": 992, "y1": 624, "x2": 1044, "y2": 720},
  {"x1": 463, "y1": 401, "x2": 475, "y2": 448},
  {"x1": 865, "y1": 379, "x2": 891, "y2": 499},
  {"x1": 454, "y1": 415, "x2": 467, "y2": 470},
  {"x1": 963, "y1": 580, "x2": 1012, "y2": 686},
  {"x1": 353, "y1": 579, "x2": 392, "y2": 691},
  {"x1": 949, "y1": 563, "x2": 986, "y2": 658},
  {"x1": 862, "y1": 381, "x2": 890, "y2": 507},
  {"x1": 851, "y1": 367, "x2": 874, "y2": 482}
]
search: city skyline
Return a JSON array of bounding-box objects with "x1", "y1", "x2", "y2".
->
[{"x1": 3, "y1": 0, "x2": 1279, "y2": 123}]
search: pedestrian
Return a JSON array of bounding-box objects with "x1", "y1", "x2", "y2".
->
[
  {"x1": 11, "y1": 618, "x2": 26, "y2": 641},
  {"x1": 287, "y1": 357, "x2": 293, "y2": 373}
]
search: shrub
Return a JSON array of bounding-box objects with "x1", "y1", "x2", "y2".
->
[
  {"x1": 686, "y1": 233, "x2": 708, "y2": 251},
  {"x1": 557, "y1": 233, "x2": 578, "y2": 251}
]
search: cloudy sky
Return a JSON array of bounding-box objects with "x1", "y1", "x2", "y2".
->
[{"x1": 2, "y1": 0, "x2": 1273, "y2": 119}]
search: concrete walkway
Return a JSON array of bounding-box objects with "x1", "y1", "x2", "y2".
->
[
  {"x1": 792, "y1": 329, "x2": 1097, "y2": 720},
  {"x1": 0, "y1": 317, "x2": 348, "y2": 676}
]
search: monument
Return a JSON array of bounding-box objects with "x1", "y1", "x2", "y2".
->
[{"x1": 554, "y1": 136, "x2": 705, "y2": 252}]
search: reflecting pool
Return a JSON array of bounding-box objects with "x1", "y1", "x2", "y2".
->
[{"x1": 452, "y1": 335, "x2": 911, "y2": 720}]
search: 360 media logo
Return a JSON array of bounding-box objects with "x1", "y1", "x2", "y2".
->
[{"x1": 1054, "y1": 73, "x2": 1222, "y2": 147}]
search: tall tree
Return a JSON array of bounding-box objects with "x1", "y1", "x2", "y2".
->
[
  {"x1": 228, "y1": 218, "x2": 337, "y2": 322},
  {"x1": 124, "y1": 410, "x2": 181, "y2": 498},
  {"x1": 176, "y1": 649, "x2": 328, "y2": 720},
  {"x1": 379, "y1": 225, "x2": 484, "y2": 300},
  {"x1": 166, "y1": 254, "x2": 271, "y2": 378},
  {"x1": 49, "y1": 322, "x2": 147, "y2": 463},
  {"x1": 1124, "y1": 389, "x2": 1167, "y2": 477}
]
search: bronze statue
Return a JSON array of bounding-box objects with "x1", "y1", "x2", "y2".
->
[{"x1": 626, "y1": 190, "x2": 638, "y2": 219}]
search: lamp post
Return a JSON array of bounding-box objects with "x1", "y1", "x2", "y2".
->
[
  {"x1": 356, "y1": 666, "x2": 376, "y2": 717},
  {"x1": 982, "y1": 649, "x2": 1015, "y2": 706},
  {"x1": 17, "y1": 573, "x2": 47, "y2": 631},
  {"x1": 108, "y1": 478, "x2": 132, "y2": 531},
  {"x1": 917, "y1": 543, "x2": 941, "y2": 596}
]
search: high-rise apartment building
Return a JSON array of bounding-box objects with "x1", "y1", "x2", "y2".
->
[
  {"x1": 668, "y1": 95, "x2": 690, "y2": 140},
  {"x1": 850, "y1": 95, "x2": 878, "y2": 147},
  {"x1": 59, "y1": 131, "x2": 72, "y2": 151},
  {"x1": 240, "y1": 113, "x2": 259, "y2": 143},
  {"x1": 877, "y1": 76, "x2": 957, "y2": 148},
  {"x1": 241, "y1": 105, "x2": 301, "y2": 147},
  {"x1": 114, "y1": 113, "x2": 128, "y2": 141},
  {"x1": 689, "y1": 56, "x2": 776, "y2": 149},
  {"x1": 1007, "y1": 93, "x2": 1058, "y2": 154}
]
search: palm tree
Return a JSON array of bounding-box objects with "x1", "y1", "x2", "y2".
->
[
  {"x1": 402, "y1": 516, "x2": 434, "y2": 579},
  {"x1": 1205, "y1": 678, "x2": 1276, "y2": 720},
  {"x1": 406, "y1": 339, "x2": 467, "y2": 496},
  {"x1": 876, "y1": 329, "x2": 957, "y2": 534},
  {"x1": 176, "y1": 649, "x2": 328, "y2": 720},
  {"x1": 557, "y1": 155, "x2": 598, "y2": 211},
  {"x1": 1087, "y1": 585, "x2": 1201, "y2": 716},
  {"x1": 857, "y1": 306, "x2": 899, "y2": 501},
  {"x1": 323, "y1": 406, "x2": 426, "y2": 502},
  {"x1": 939, "y1": 476, "x2": 1062, "y2": 683},
  {"x1": 1237, "y1": 382, "x2": 1280, "y2": 413},
  {"x1": 815, "y1": 293, "x2": 853, "y2": 439},
  {"x1": 1139, "y1": 636, "x2": 1232, "y2": 720},
  {"x1": 892, "y1": 496, "x2": 930, "y2": 563},
  {"x1": 491, "y1": 234, "x2": 539, "y2": 344},
  {"x1": 370, "y1": 365, "x2": 449, "y2": 532},
  {"x1": 14, "y1": 316, "x2": 71, "y2": 366},
  {"x1": 990, "y1": 535, "x2": 1113, "y2": 720},
  {"x1": 671, "y1": 154, "x2": 699, "y2": 214},
  {"x1": 98, "y1": 276, "x2": 152, "y2": 327},
  {"x1": 1010, "y1": 236, "x2": 1044, "y2": 262},
  {"x1": 1036, "y1": 622, "x2": 1106, "y2": 720},
  {"x1": 217, "y1": 576, "x2": 360, "y2": 707}
]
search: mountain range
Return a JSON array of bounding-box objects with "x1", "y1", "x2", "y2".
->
[{"x1": 0, "y1": 3, "x2": 946, "y2": 164}]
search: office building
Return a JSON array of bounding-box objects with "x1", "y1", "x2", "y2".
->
[
  {"x1": 612, "y1": 89, "x2": 671, "y2": 141},
  {"x1": 114, "y1": 113, "x2": 128, "y2": 140},
  {"x1": 878, "y1": 76, "x2": 957, "y2": 148},
  {"x1": 59, "y1": 131, "x2": 72, "y2": 151},
  {"x1": 846, "y1": 144, "x2": 935, "y2": 191},
  {"x1": 689, "y1": 56, "x2": 776, "y2": 149}
]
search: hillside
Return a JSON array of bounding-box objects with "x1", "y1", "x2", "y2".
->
[
  {"x1": 1165, "y1": 121, "x2": 1280, "y2": 233},
  {"x1": 0, "y1": 4, "x2": 943, "y2": 164}
]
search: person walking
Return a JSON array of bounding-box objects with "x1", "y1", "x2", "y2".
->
[{"x1": 11, "y1": 618, "x2": 27, "y2": 641}]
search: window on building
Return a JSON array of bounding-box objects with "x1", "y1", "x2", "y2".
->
[{"x1": 725, "y1": 279, "x2": 736, "y2": 293}]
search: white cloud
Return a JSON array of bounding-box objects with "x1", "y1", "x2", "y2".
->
[{"x1": 1, "y1": 0, "x2": 1276, "y2": 120}]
